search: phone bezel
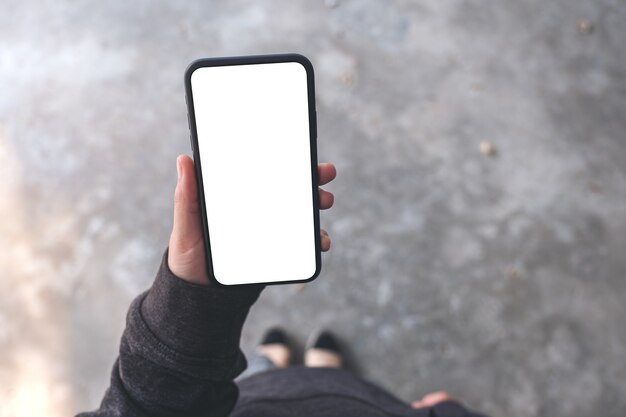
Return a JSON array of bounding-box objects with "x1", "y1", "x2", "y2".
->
[{"x1": 184, "y1": 53, "x2": 321, "y2": 287}]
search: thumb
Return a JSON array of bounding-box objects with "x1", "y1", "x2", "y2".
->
[
  {"x1": 168, "y1": 155, "x2": 209, "y2": 285},
  {"x1": 171, "y1": 154, "x2": 202, "y2": 251}
]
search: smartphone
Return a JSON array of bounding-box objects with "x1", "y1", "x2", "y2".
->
[{"x1": 184, "y1": 54, "x2": 321, "y2": 286}]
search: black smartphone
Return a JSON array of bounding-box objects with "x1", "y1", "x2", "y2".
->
[{"x1": 184, "y1": 54, "x2": 320, "y2": 286}]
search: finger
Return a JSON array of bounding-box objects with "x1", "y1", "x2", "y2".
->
[
  {"x1": 421, "y1": 391, "x2": 452, "y2": 405},
  {"x1": 319, "y1": 188, "x2": 334, "y2": 210},
  {"x1": 318, "y1": 163, "x2": 337, "y2": 186},
  {"x1": 171, "y1": 155, "x2": 202, "y2": 252},
  {"x1": 321, "y1": 229, "x2": 331, "y2": 251},
  {"x1": 410, "y1": 401, "x2": 425, "y2": 409},
  {"x1": 415, "y1": 392, "x2": 453, "y2": 408}
]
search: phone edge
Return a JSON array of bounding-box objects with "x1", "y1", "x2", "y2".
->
[{"x1": 183, "y1": 53, "x2": 322, "y2": 288}]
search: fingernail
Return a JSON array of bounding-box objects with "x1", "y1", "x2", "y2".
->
[{"x1": 176, "y1": 157, "x2": 182, "y2": 183}]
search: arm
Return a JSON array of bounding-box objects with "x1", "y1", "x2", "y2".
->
[
  {"x1": 78, "y1": 155, "x2": 336, "y2": 416},
  {"x1": 77, "y1": 251, "x2": 262, "y2": 417}
]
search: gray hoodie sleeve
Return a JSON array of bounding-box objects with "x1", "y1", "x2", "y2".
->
[{"x1": 77, "y1": 250, "x2": 263, "y2": 417}]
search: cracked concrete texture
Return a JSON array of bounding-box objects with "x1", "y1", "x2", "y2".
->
[{"x1": 1, "y1": 0, "x2": 625, "y2": 416}]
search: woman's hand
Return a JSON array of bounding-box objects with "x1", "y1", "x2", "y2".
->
[{"x1": 168, "y1": 155, "x2": 337, "y2": 285}]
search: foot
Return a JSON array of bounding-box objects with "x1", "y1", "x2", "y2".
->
[
  {"x1": 304, "y1": 330, "x2": 342, "y2": 368},
  {"x1": 256, "y1": 328, "x2": 291, "y2": 368}
]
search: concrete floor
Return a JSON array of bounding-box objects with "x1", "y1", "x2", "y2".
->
[{"x1": 1, "y1": 0, "x2": 625, "y2": 416}]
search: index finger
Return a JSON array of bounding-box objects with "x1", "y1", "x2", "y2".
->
[{"x1": 318, "y1": 163, "x2": 337, "y2": 186}]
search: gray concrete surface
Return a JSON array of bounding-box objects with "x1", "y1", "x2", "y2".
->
[{"x1": 1, "y1": 0, "x2": 625, "y2": 416}]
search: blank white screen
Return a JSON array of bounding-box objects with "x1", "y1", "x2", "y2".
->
[{"x1": 190, "y1": 62, "x2": 317, "y2": 285}]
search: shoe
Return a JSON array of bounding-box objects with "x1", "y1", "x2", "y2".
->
[
  {"x1": 256, "y1": 327, "x2": 291, "y2": 368},
  {"x1": 304, "y1": 329, "x2": 342, "y2": 368},
  {"x1": 260, "y1": 327, "x2": 290, "y2": 346}
]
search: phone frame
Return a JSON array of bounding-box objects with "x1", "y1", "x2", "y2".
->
[{"x1": 184, "y1": 54, "x2": 321, "y2": 287}]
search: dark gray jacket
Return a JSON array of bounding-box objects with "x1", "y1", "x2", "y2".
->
[{"x1": 77, "y1": 251, "x2": 487, "y2": 417}]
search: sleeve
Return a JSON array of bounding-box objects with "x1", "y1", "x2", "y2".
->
[{"x1": 76, "y1": 249, "x2": 263, "y2": 417}]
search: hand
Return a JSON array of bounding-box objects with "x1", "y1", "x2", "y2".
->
[
  {"x1": 168, "y1": 155, "x2": 337, "y2": 285},
  {"x1": 411, "y1": 391, "x2": 455, "y2": 409}
]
